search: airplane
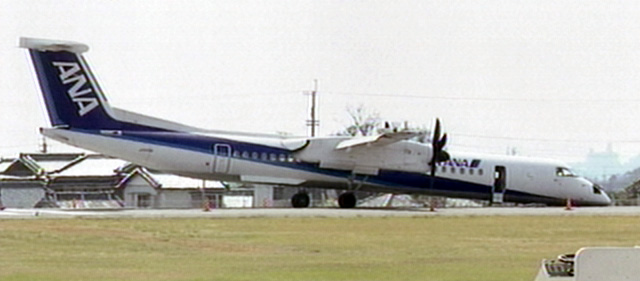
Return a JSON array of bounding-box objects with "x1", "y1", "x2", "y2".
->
[{"x1": 19, "y1": 37, "x2": 611, "y2": 208}]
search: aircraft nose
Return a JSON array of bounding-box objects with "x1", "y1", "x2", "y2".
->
[
  {"x1": 602, "y1": 191, "x2": 612, "y2": 205},
  {"x1": 594, "y1": 183, "x2": 612, "y2": 206}
]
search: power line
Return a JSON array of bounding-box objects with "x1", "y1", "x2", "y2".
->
[
  {"x1": 452, "y1": 133, "x2": 640, "y2": 144},
  {"x1": 322, "y1": 91, "x2": 640, "y2": 103}
]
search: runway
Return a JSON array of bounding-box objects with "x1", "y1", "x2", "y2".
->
[{"x1": 2, "y1": 206, "x2": 640, "y2": 219}]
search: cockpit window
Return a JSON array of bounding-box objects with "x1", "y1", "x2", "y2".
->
[
  {"x1": 556, "y1": 167, "x2": 577, "y2": 177},
  {"x1": 593, "y1": 184, "x2": 603, "y2": 194}
]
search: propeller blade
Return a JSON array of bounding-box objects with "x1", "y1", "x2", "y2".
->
[
  {"x1": 430, "y1": 119, "x2": 449, "y2": 166},
  {"x1": 437, "y1": 133, "x2": 448, "y2": 151},
  {"x1": 429, "y1": 118, "x2": 448, "y2": 189},
  {"x1": 432, "y1": 118, "x2": 441, "y2": 147}
]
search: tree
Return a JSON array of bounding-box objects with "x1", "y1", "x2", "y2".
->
[
  {"x1": 336, "y1": 104, "x2": 432, "y2": 141},
  {"x1": 338, "y1": 104, "x2": 381, "y2": 137}
]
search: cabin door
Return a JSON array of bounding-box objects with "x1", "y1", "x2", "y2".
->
[
  {"x1": 212, "y1": 143, "x2": 231, "y2": 174},
  {"x1": 492, "y1": 166, "x2": 506, "y2": 204}
]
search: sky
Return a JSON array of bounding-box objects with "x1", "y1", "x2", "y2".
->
[{"x1": 1, "y1": 0, "x2": 640, "y2": 166}]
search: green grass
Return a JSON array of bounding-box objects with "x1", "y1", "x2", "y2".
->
[{"x1": 1, "y1": 216, "x2": 639, "y2": 281}]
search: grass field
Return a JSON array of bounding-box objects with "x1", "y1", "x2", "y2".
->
[{"x1": 1, "y1": 215, "x2": 639, "y2": 281}]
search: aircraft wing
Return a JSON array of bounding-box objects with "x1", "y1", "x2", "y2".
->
[{"x1": 335, "y1": 130, "x2": 422, "y2": 150}]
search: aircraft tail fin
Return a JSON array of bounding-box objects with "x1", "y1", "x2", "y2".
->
[{"x1": 20, "y1": 37, "x2": 145, "y2": 130}]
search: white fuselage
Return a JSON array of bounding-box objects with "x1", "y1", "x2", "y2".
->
[{"x1": 41, "y1": 127, "x2": 611, "y2": 206}]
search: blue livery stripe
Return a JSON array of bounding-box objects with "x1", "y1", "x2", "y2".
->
[{"x1": 75, "y1": 129, "x2": 566, "y2": 205}]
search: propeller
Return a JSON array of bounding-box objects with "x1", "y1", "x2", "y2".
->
[{"x1": 429, "y1": 118, "x2": 450, "y2": 179}]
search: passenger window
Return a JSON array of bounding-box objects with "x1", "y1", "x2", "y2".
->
[
  {"x1": 251, "y1": 152, "x2": 259, "y2": 159},
  {"x1": 460, "y1": 168, "x2": 465, "y2": 175},
  {"x1": 261, "y1": 152, "x2": 268, "y2": 161},
  {"x1": 441, "y1": 166, "x2": 447, "y2": 173},
  {"x1": 232, "y1": 151, "x2": 240, "y2": 158},
  {"x1": 450, "y1": 167, "x2": 455, "y2": 174},
  {"x1": 269, "y1": 153, "x2": 277, "y2": 161},
  {"x1": 278, "y1": 154, "x2": 286, "y2": 162},
  {"x1": 478, "y1": 169, "x2": 483, "y2": 176},
  {"x1": 469, "y1": 169, "x2": 474, "y2": 175}
]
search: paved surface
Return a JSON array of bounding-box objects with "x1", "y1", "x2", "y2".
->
[{"x1": 2, "y1": 206, "x2": 640, "y2": 219}]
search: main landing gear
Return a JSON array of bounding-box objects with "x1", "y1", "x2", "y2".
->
[
  {"x1": 290, "y1": 191, "x2": 358, "y2": 208},
  {"x1": 337, "y1": 192, "x2": 357, "y2": 208},
  {"x1": 291, "y1": 192, "x2": 310, "y2": 208}
]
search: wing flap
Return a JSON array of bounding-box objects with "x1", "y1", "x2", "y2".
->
[
  {"x1": 335, "y1": 130, "x2": 422, "y2": 150},
  {"x1": 239, "y1": 175, "x2": 306, "y2": 185}
]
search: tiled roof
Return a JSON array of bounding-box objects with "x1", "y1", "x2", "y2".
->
[
  {"x1": 0, "y1": 159, "x2": 14, "y2": 174},
  {"x1": 1, "y1": 152, "x2": 226, "y2": 190},
  {"x1": 54, "y1": 156, "x2": 129, "y2": 177}
]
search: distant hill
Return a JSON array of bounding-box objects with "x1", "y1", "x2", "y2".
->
[
  {"x1": 571, "y1": 144, "x2": 640, "y2": 191},
  {"x1": 591, "y1": 165, "x2": 640, "y2": 192}
]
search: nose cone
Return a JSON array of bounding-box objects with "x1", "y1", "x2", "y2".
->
[
  {"x1": 600, "y1": 190, "x2": 612, "y2": 206},
  {"x1": 592, "y1": 184, "x2": 612, "y2": 206}
]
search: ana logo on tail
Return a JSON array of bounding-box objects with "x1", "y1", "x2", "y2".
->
[{"x1": 52, "y1": 61, "x2": 99, "y2": 116}]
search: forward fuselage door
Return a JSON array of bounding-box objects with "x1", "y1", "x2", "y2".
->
[
  {"x1": 492, "y1": 166, "x2": 507, "y2": 204},
  {"x1": 212, "y1": 143, "x2": 231, "y2": 174}
]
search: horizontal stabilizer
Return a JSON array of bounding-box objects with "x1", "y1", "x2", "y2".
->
[
  {"x1": 19, "y1": 37, "x2": 88, "y2": 53},
  {"x1": 336, "y1": 130, "x2": 422, "y2": 150}
]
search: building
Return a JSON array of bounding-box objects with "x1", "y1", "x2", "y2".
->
[{"x1": 0, "y1": 153, "x2": 252, "y2": 209}]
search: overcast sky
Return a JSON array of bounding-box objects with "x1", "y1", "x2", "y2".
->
[{"x1": 2, "y1": 0, "x2": 640, "y2": 164}]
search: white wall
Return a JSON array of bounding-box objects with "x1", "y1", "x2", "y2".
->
[
  {"x1": 253, "y1": 185, "x2": 273, "y2": 207},
  {"x1": 122, "y1": 176, "x2": 158, "y2": 208},
  {"x1": 1, "y1": 188, "x2": 45, "y2": 208},
  {"x1": 159, "y1": 190, "x2": 193, "y2": 208}
]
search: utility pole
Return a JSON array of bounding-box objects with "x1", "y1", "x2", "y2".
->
[
  {"x1": 305, "y1": 79, "x2": 319, "y2": 137},
  {"x1": 39, "y1": 137, "x2": 48, "y2": 153}
]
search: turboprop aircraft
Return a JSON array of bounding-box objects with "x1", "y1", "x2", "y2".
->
[{"x1": 19, "y1": 37, "x2": 611, "y2": 208}]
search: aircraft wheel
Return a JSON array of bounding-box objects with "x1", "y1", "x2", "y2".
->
[
  {"x1": 338, "y1": 192, "x2": 357, "y2": 208},
  {"x1": 291, "y1": 192, "x2": 310, "y2": 208}
]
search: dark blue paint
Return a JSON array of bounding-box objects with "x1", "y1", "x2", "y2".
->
[{"x1": 29, "y1": 50, "x2": 165, "y2": 132}]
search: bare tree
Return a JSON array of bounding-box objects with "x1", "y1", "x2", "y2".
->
[{"x1": 338, "y1": 104, "x2": 382, "y2": 137}]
